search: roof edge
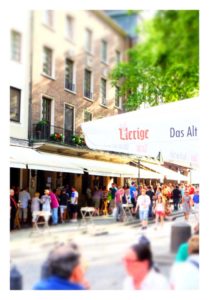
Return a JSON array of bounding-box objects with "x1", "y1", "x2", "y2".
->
[{"x1": 91, "y1": 10, "x2": 128, "y2": 38}]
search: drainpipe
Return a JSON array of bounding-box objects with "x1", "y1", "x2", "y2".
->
[{"x1": 28, "y1": 11, "x2": 34, "y2": 146}]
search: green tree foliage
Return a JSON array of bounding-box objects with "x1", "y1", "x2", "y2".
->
[{"x1": 110, "y1": 10, "x2": 199, "y2": 111}]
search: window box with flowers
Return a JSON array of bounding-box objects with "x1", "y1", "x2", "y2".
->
[
  {"x1": 71, "y1": 134, "x2": 86, "y2": 146},
  {"x1": 50, "y1": 133, "x2": 64, "y2": 142}
]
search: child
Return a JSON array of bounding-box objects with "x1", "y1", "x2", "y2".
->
[{"x1": 154, "y1": 193, "x2": 165, "y2": 229}]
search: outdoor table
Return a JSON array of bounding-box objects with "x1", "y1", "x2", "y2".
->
[
  {"x1": 121, "y1": 203, "x2": 134, "y2": 223},
  {"x1": 33, "y1": 211, "x2": 51, "y2": 231},
  {"x1": 80, "y1": 207, "x2": 96, "y2": 233}
]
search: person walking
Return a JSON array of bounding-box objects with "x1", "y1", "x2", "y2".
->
[
  {"x1": 18, "y1": 187, "x2": 31, "y2": 224},
  {"x1": 40, "y1": 189, "x2": 51, "y2": 224},
  {"x1": 49, "y1": 189, "x2": 59, "y2": 225},
  {"x1": 154, "y1": 193, "x2": 165, "y2": 229},
  {"x1": 182, "y1": 190, "x2": 192, "y2": 221},
  {"x1": 146, "y1": 186, "x2": 155, "y2": 218},
  {"x1": 135, "y1": 189, "x2": 150, "y2": 230},
  {"x1": 172, "y1": 185, "x2": 182, "y2": 211},
  {"x1": 59, "y1": 189, "x2": 69, "y2": 223},
  {"x1": 70, "y1": 187, "x2": 79, "y2": 222},
  {"x1": 31, "y1": 192, "x2": 41, "y2": 228},
  {"x1": 115, "y1": 186, "x2": 124, "y2": 222}
]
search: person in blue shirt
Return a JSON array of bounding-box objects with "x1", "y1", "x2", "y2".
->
[{"x1": 33, "y1": 242, "x2": 89, "y2": 290}]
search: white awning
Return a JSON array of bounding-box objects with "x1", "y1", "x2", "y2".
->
[
  {"x1": 9, "y1": 146, "x2": 84, "y2": 174},
  {"x1": 141, "y1": 161, "x2": 188, "y2": 181},
  {"x1": 10, "y1": 146, "x2": 162, "y2": 179}
]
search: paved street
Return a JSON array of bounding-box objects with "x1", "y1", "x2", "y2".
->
[{"x1": 10, "y1": 212, "x2": 198, "y2": 290}]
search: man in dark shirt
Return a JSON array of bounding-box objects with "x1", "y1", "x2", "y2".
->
[
  {"x1": 172, "y1": 185, "x2": 182, "y2": 211},
  {"x1": 146, "y1": 186, "x2": 155, "y2": 218}
]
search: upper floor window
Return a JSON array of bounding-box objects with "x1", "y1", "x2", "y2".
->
[
  {"x1": 10, "y1": 87, "x2": 21, "y2": 122},
  {"x1": 100, "y1": 78, "x2": 107, "y2": 106},
  {"x1": 42, "y1": 46, "x2": 53, "y2": 77},
  {"x1": 65, "y1": 16, "x2": 74, "y2": 41},
  {"x1": 65, "y1": 59, "x2": 75, "y2": 92},
  {"x1": 84, "y1": 28, "x2": 92, "y2": 53},
  {"x1": 43, "y1": 10, "x2": 54, "y2": 28},
  {"x1": 84, "y1": 69, "x2": 93, "y2": 99},
  {"x1": 84, "y1": 110, "x2": 92, "y2": 122},
  {"x1": 116, "y1": 50, "x2": 121, "y2": 64},
  {"x1": 11, "y1": 31, "x2": 21, "y2": 62},
  {"x1": 101, "y1": 40, "x2": 108, "y2": 63},
  {"x1": 115, "y1": 86, "x2": 122, "y2": 108}
]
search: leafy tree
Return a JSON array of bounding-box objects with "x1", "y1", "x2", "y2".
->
[{"x1": 110, "y1": 10, "x2": 199, "y2": 111}]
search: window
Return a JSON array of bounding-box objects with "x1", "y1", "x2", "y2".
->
[
  {"x1": 101, "y1": 40, "x2": 108, "y2": 63},
  {"x1": 84, "y1": 110, "x2": 92, "y2": 122},
  {"x1": 11, "y1": 31, "x2": 21, "y2": 62},
  {"x1": 42, "y1": 47, "x2": 53, "y2": 76},
  {"x1": 43, "y1": 10, "x2": 54, "y2": 28},
  {"x1": 116, "y1": 50, "x2": 121, "y2": 64},
  {"x1": 85, "y1": 29, "x2": 92, "y2": 53},
  {"x1": 65, "y1": 59, "x2": 75, "y2": 91},
  {"x1": 65, "y1": 16, "x2": 73, "y2": 40},
  {"x1": 42, "y1": 97, "x2": 52, "y2": 124},
  {"x1": 84, "y1": 69, "x2": 92, "y2": 99},
  {"x1": 115, "y1": 86, "x2": 122, "y2": 108},
  {"x1": 100, "y1": 79, "x2": 107, "y2": 106},
  {"x1": 10, "y1": 87, "x2": 21, "y2": 122}
]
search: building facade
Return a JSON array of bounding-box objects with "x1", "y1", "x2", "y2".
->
[{"x1": 9, "y1": 11, "x2": 31, "y2": 188}]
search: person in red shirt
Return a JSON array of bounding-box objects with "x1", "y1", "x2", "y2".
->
[{"x1": 115, "y1": 186, "x2": 124, "y2": 222}]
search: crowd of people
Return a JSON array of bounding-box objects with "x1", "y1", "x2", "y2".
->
[{"x1": 10, "y1": 182, "x2": 199, "y2": 231}]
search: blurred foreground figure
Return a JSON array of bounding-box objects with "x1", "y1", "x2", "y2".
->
[
  {"x1": 123, "y1": 236, "x2": 169, "y2": 290},
  {"x1": 170, "y1": 235, "x2": 199, "y2": 289},
  {"x1": 33, "y1": 242, "x2": 89, "y2": 290}
]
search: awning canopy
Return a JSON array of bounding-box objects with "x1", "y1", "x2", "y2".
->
[
  {"x1": 141, "y1": 161, "x2": 188, "y2": 181},
  {"x1": 10, "y1": 146, "x2": 84, "y2": 174},
  {"x1": 10, "y1": 146, "x2": 163, "y2": 179},
  {"x1": 81, "y1": 98, "x2": 199, "y2": 165}
]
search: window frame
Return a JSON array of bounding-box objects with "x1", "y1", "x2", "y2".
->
[
  {"x1": 11, "y1": 30, "x2": 21, "y2": 62},
  {"x1": 42, "y1": 46, "x2": 54, "y2": 78},
  {"x1": 84, "y1": 110, "x2": 92, "y2": 122},
  {"x1": 43, "y1": 10, "x2": 54, "y2": 29},
  {"x1": 115, "y1": 86, "x2": 122, "y2": 109},
  {"x1": 83, "y1": 69, "x2": 93, "y2": 100},
  {"x1": 10, "y1": 86, "x2": 21, "y2": 123},
  {"x1": 101, "y1": 40, "x2": 108, "y2": 64},
  {"x1": 100, "y1": 78, "x2": 107, "y2": 106},
  {"x1": 84, "y1": 28, "x2": 93, "y2": 54},
  {"x1": 65, "y1": 15, "x2": 74, "y2": 41},
  {"x1": 65, "y1": 58, "x2": 76, "y2": 93}
]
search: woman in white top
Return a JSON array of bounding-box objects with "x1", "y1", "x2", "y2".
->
[{"x1": 31, "y1": 192, "x2": 41, "y2": 226}]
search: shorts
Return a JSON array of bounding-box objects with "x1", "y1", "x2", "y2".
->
[
  {"x1": 155, "y1": 211, "x2": 165, "y2": 217},
  {"x1": 70, "y1": 204, "x2": 78, "y2": 213},
  {"x1": 139, "y1": 210, "x2": 148, "y2": 221},
  {"x1": 60, "y1": 205, "x2": 67, "y2": 214},
  {"x1": 131, "y1": 198, "x2": 136, "y2": 208}
]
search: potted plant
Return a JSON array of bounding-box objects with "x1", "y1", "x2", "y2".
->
[
  {"x1": 50, "y1": 133, "x2": 64, "y2": 142},
  {"x1": 35, "y1": 119, "x2": 49, "y2": 139},
  {"x1": 71, "y1": 134, "x2": 86, "y2": 146}
]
